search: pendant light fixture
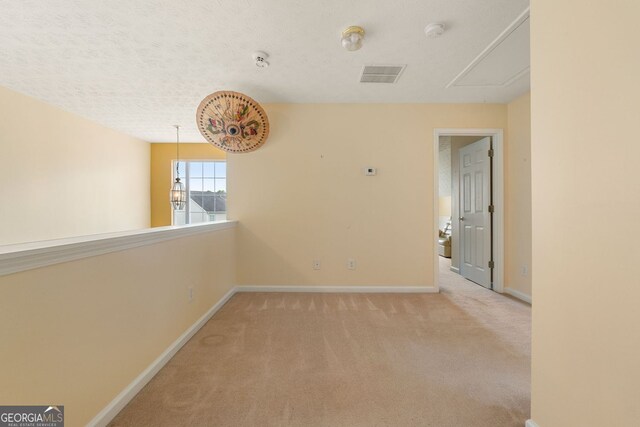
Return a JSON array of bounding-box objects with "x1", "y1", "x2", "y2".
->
[{"x1": 170, "y1": 125, "x2": 186, "y2": 210}]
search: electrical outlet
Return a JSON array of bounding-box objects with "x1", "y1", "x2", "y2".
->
[
  {"x1": 521, "y1": 265, "x2": 528, "y2": 277},
  {"x1": 188, "y1": 286, "x2": 194, "y2": 303},
  {"x1": 312, "y1": 259, "x2": 321, "y2": 270},
  {"x1": 347, "y1": 258, "x2": 356, "y2": 270}
]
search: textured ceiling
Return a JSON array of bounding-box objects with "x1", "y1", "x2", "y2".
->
[{"x1": 0, "y1": 0, "x2": 530, "y2": 142}]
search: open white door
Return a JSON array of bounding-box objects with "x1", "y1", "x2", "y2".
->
[{"x1": 459, "y1": 137, "x2": 492, "y2": 288}]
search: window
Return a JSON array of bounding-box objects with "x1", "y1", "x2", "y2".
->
[{"x1": 173, "y1": 160, "x2": 227, "y2": 225}]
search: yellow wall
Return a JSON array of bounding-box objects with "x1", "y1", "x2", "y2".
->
[
  {"x1": 531, "y1": 1, "x2": 640, "y2": 425},
  {"x1": 150, "y1": 143, "x2": 226, "y2": 227},
  {"x1": 229, "y1": 103, "x2": 507, "y2": 287},
  {"x1": 0, "y1": 85, "x2": 150, "y2": 245},
  {"x1": 0, "y1": 227, "x2": 236, "y2": 427},
  {"x1": 506, "y1": 92, "x2": 532, "y2": 298}
]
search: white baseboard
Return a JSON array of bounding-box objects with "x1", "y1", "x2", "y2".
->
[
  {"x1": 504, "y1": 287, "x2": 532, "y2": 304},
  {"x1": 450, "y1": 266, "x2": 460, "y2": 273},
  {"x1": 235, "y1": 285, "x2": 438, "y2": 294},
  {"x1": 525, "y1": 420, "x2": 539, "y2": 427},
  {"x1": 87, "y1": 287, "x2": 236, "y2": 427}
]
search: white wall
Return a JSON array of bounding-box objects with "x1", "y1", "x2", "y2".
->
[
  {"x1": 438, "y1": 138, "x2": 452, "y2": 198},
  {"x1": 0, "y1": 226, "x2": 236, "y2": 427},
  {"x1": 505, "y1": 92, "x2": 531, "y2": 298},
  {"x1": 438, "y1": 137, "x2": 452, "y2": 230},
  {"x1": 531, "y1": 0, "x2": 640, "y2": 425},
  {"x1": 0, "y1": 85, "x2": 149, "y2": 245},
  {"x1": 229, "y1": 103, "x2": 508, "y2": 287}
]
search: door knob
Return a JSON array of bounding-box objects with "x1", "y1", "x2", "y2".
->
[{"x1": 459, "y1": 217, "x2": 465, "y2": 221}]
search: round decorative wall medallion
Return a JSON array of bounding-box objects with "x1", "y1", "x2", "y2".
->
[{"x1": 196, "y1": 91, "x2": 270, "y2": 153}]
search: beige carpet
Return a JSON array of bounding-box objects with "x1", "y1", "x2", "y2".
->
[{"x1": 110, "y1": 258, "x2": 531, "y2": 427}]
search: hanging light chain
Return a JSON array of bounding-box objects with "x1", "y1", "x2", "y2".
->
[
  {"x1": 170, "y1": 124, "x2": 187, "y2": 211},
  {"x1": 175, "y1": 125, "x2": 181, "y2": 180}
]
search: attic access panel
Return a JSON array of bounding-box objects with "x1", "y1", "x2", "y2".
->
[{"x1": 448, "y1": 12, "x2": 530, "y2": 88}]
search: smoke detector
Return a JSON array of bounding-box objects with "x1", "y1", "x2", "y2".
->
[
  {"x1": 252, "y1": 51, "x2": 270, "y2": 68},
  {"x1": 424, "y1": 23, "x2": 446, "y2": 38}
]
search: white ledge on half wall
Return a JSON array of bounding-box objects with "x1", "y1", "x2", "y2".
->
[{"x1": 0, "y1": 220, "x2": 237, "y2": 277}]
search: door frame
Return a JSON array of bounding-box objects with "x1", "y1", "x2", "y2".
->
[{"x1": 432, "y1": 128, "x2": 504, "y2": 294}]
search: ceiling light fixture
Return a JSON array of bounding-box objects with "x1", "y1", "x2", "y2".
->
[
  {"x1": 341, "y1": 26, "x2": 365, "y2": 51},
  {"x1": 252, "y1": 51, "x2": 270, "y2": 68},
  {"x1": 424, "y1": 23, "x2": 446, "y2": 38},
  {"x1": 170, "y1": 125, "x2": 186, "y2": 210}
]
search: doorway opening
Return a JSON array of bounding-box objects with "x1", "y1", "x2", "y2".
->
[{"x1": 432, "y1": 129, "x2": 505, "y2": 293}]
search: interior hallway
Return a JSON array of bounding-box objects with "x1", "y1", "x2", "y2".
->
[{"x1": 110, "y1": 258, "x2": 531, "y2": 427}]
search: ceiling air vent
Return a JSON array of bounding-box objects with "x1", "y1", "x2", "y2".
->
[{"x1": 360, "y1": 65, "x2": 406, "y2": 83}]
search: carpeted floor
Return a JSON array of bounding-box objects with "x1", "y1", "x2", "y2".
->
[{"x1": 110, "y1": 258, "x2": 531, "y2": 427}]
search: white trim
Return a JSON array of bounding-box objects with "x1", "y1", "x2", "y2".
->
[
  {"x1": 500, "y1": 67, "x2": 531, "y2": 88},
  {"x1": 433, "y1": 129, "x2": 505, "y2": 294},
  {"x1": 446, "y1": 7, "x2": 530, "y2": 88},
  {"x1": 493, "y1": 132, "x2": 505, "y2": 293},
  {"x1": 450, "y1": 266, "x2": 460, "y2": 274},
  {"x1": 504, "y1": 287, "x2": 532, "y2": 304},
  {"x1": 87, "y1": 287, "x2": 236, "y2": 427},
  {"x1": 433, "y1": 132, "x2": 441, "y2": 292},
  {"x1": 235, "y1": 285, "x2": 438, "y2": 294},
  {"x1": 525, "y1": 420, "x2": 539, "y2": 427},
  {"x1": 0, "y1": 221, "x2": 237, "y2": 277}
]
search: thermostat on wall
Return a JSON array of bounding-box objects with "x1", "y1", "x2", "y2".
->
[{"x1": 364, "y1": 167, "x2": 377, "y2": 176}]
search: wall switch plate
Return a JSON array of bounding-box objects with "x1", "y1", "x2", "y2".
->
[
  {"x1": 347, "y1": 258, "x2": 356, "y2": 270},
  {"x1": 365, "y1": 167, "x2": 377, "y2": 176},
  {"x1": 312, "y1": 259, "x2": 321, "y2": 270}
]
